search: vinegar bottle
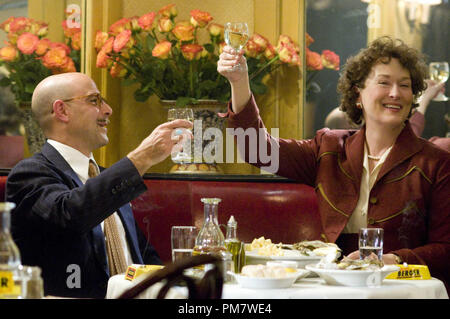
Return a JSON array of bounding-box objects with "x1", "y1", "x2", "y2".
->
[{"x1": 225, "y1": 215, "x2": 246, "y2": 273}]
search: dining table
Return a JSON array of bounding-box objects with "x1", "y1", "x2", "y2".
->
[{"x1": 106, "y1": 273, "x2": 449, "y2": 299}]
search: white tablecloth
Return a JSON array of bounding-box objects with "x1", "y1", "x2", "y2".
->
[{"x1": 107, "y1": 274, "x2": 448, "y2": 299}]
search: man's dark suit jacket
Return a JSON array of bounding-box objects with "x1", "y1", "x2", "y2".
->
[{"x1": 6, "y1": 143, "x2": 161, "y2": 298}]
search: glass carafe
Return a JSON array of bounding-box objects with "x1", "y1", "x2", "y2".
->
[
  {"x1": 192, "y1": 198, "x2": 230, "y2": 274},
  {"x1": 193, "y1": 198, "x2": 226, "y2": 256},
  {"x1": 0, "y1": 202, "x2": 23, "y2": 299}
]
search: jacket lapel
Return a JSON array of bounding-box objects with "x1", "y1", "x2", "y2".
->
[
  {"x1": 341, "y1": 127, "x2": 365, "y2": 191},
  {"x1": 41, "y1": 142, "x2": 109, "y2": 276},
  {"x1": 375, "y1": 122, "x2": 424, "y2": 184}
]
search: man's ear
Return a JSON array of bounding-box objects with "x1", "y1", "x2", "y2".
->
[{"x1": 52, "y1": 100, "x2": 70, "y2": 123}]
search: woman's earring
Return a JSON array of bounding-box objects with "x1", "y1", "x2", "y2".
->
[{"x1": 356, "y1": 102, "x2": 362, "y2": 109}]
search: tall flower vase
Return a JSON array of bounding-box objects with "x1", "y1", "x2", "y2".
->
[
  {"x1": 18, "y1": 102, "x2": 45, "y2": 155},
  {"x1": 161, "y1": 100, "x2": 227, "y2": 174}
]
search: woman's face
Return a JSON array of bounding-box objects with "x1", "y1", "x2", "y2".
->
[{"x1": 357, "y1": 58, "x2": 413, "y2": 129}]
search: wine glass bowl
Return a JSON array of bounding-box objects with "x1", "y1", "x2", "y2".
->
[
  {"x1": 168, "y1": 108, "x2": 194, "y2": 163},
  {"x1": 429, "y1": 62, "x2": 449, "y2": 102},
  {"x1": 224, "y1": 22, "x2": 249, "y2": 70}
]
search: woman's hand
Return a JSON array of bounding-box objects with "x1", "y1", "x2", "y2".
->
[
  {"x1": 347, "y1": 250, "x2": 399, "y2": 264},
  {"x1": 217, "y1": 45, "x2": 248, "y2": 83}
]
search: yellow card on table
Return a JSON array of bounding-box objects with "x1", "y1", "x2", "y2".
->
[
  {"x1": 124, "y1": 264, "x2": 164, "y2": 281},
  {"x1": 385, "y1": 264, "x2": 431, "y2": 280}
]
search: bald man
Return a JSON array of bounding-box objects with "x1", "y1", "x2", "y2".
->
[{"x1": 6, "y1": 72, "x2": 192, "y2": 298}]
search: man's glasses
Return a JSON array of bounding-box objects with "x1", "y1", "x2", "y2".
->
[{"x1": 61, "y1": 93, "x2": 108, "y2": 108}]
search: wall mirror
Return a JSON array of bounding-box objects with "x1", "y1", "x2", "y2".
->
[{"x1": 305, "y1": 0, "x2": 449, "y2": 141}]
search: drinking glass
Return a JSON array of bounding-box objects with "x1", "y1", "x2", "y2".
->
[
  {"x1": 168, "y1": 108, "x2": 194, "y2": 163},
  {"x1": 429, "y1": 62, "x2": 449, "y2": 101},
  {"x1": 224, "y1": 22, "x2": 249, "y2": 70},
  {"x1": 171, "y1": 226, "x2": 198, "y2": 263},
  {"x1": 359, "y1": 228, "x2": 383, "y2": 261}
]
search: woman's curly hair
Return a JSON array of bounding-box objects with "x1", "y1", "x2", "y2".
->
[{"x1": 336, "y1": 36, "x2": 428, "y2": 125}]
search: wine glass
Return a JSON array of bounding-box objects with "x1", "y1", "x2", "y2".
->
[
  {"x1": 168, "y1": 108, "x2": 194, "y2": 163},
  {"x1": 224, "y1": 22, "x2": 249, "y2": 70},
  {"x1": 429, "y1": 62, "x2": 449, "y2": 102}
]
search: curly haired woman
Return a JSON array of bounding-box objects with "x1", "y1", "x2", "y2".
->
[{"x1": 218, "y1": 36, "x2": 450, "y2": 292}]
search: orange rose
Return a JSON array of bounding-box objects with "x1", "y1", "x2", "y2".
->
[
  {"x1": 0, "y1": 46, "x2": 18, "y2": 61},
  {"x1": 110, "y1": 61, "x2": 127, "y2": 78},
  {"x1": 35, "y1": 38, "x2": 51, "y2": 56},
  {"x1": 321, "y1": 49, "x2": 339, "y2": 70},
  {"x1": 9, "y1": 17, "x2": 30, "y2": 33},
  {"x1": 181, "y1": 44, "x2": 203, "y2": 61},
  {"x1": 17, "y1": 32, "x2": 39, "y2": 54},
  {"x1": 277, "y1": 34, "x2": 299, "y2": 53},
  {"x1": 190, "y1": 10, "x2": 212, "y2": 28},
  {"x1": 152, "y1": 41, "x2": 171, "y2": 59},
  {"x1": 96, "y1": 49, "x2": 111, "y2": 68},
  {"x1": 94, "y1": 31, "x2": 109, "y2": 52},
  {"x1": 58, "y1": 58, "x2": 76, "y2": 74},
  {"x1": 158, "y1": 17, "x2": 174, "y2": 33},
  {"x1": 172, "y1": 23, "x2": 194, "y2": 42},
  {"x1": 306, "y1": 32, "x2": 314, "y2": 47},
  {"x1": 306, "y1": 48, "x2": 323, "y2": 70},
  {"x1": 138, "y1": 12, "x2": 156, "y2": 31},
  {"x1": 113, "y1": 29, "x2": 133, "y2": 52},
  {"x1": 244, "y1": 39, "x2": 260, "y2": 58},
  {"x1": 42, "y1": 47, "x2": 69, "y2": 69},
  {"x1": 0, "y1": 17, "x2": 15, "y2": 32},
  {"x1": 61, "y1": 20, "x2": 80, "y2": 38},
  {"x1": 31, "y1": 21, "x2": 48, "y2": 37},
  {"x1": 252, "y1": 34, "x2": 269, "y2": 51},
  {"x1": 50, "y1": 42, "x2": 71, "y2": 55},
  {"x1": 158, "y1": 4, "x2": 177, "y2": 18},
  {"x1": 101, "y1": 37, "x2": 114, "y2": 54},
  {"x1": 207, "y1": 23, "x2": 224, "y2": 39},
  {"x1": 109, "y1": 18, "x2": 131, "y2": 36},
  {"x1": 264, "y1": 43, "x2": 276, "y2": 60},
  {"x1": 278, "y1": 44, "x2": 301, "y2": 66},
  {"x1": 71, "y1": 31, "x2": 81, "y2": 50}
]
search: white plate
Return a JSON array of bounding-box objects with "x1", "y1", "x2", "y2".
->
[
  {"x1": 228, "y1": 269, "x2": 310, "y2": 289},
  {"x1": 305, "y1": 264, "x2": 400, "y2": 287},
  {"x1": 246, "y1": 249, "x2": 322, "y2": 268}
]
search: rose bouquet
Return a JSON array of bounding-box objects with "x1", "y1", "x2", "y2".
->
[
  {"x1": 305, "y1": 32, "x2": 340, "y2": 96},
  {"x1": 95, "y1": 3, "x2": 301, "y2": 107},
  {"x1": 0, "y1": 16, "x2": 80, "y2": 105}
]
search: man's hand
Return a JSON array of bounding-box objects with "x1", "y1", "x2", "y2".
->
[{"x1": 127, "y1": 119, "x2": 193, "y2": 175}]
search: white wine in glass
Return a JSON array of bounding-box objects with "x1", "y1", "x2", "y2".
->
[
  {"x1": 224, "y1": 22, "x2": 249, "y2": 70},
  {"x1": 168, "y1": 108, "x2": 194, "y2": 163},
  {"x1": 429, "y1": 62, "x2": 449, "y2": 102}
]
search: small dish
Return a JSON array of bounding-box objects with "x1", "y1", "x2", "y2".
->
[
  {"x1": 305, "y1": 264, "x2": 400, "y2": 287},
  {"x1": 228, "y1": 269, "x2": 309, "y2": 289}
]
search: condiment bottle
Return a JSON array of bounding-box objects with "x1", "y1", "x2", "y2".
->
[
  {"x1": 225, "y1": 215, "x2": 246, "y2": 273},
  {"x1": 0, "y1": 202, "x2": 23, "y2": 299},
  {"x1": 23, "y1": 266, "x2": 44, "y2": 299}
]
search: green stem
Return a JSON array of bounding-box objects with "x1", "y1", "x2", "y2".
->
[
  {"x1": 189, "y1": 62, "x2": 194, "y2": 97},
  {"x1": 249, "y1": 56, "x2": 280, "y2": 80}
]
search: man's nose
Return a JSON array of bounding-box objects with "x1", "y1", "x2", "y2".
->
[{"x1": 101, "y1": 100, "x2": 113, "y2": 115}]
